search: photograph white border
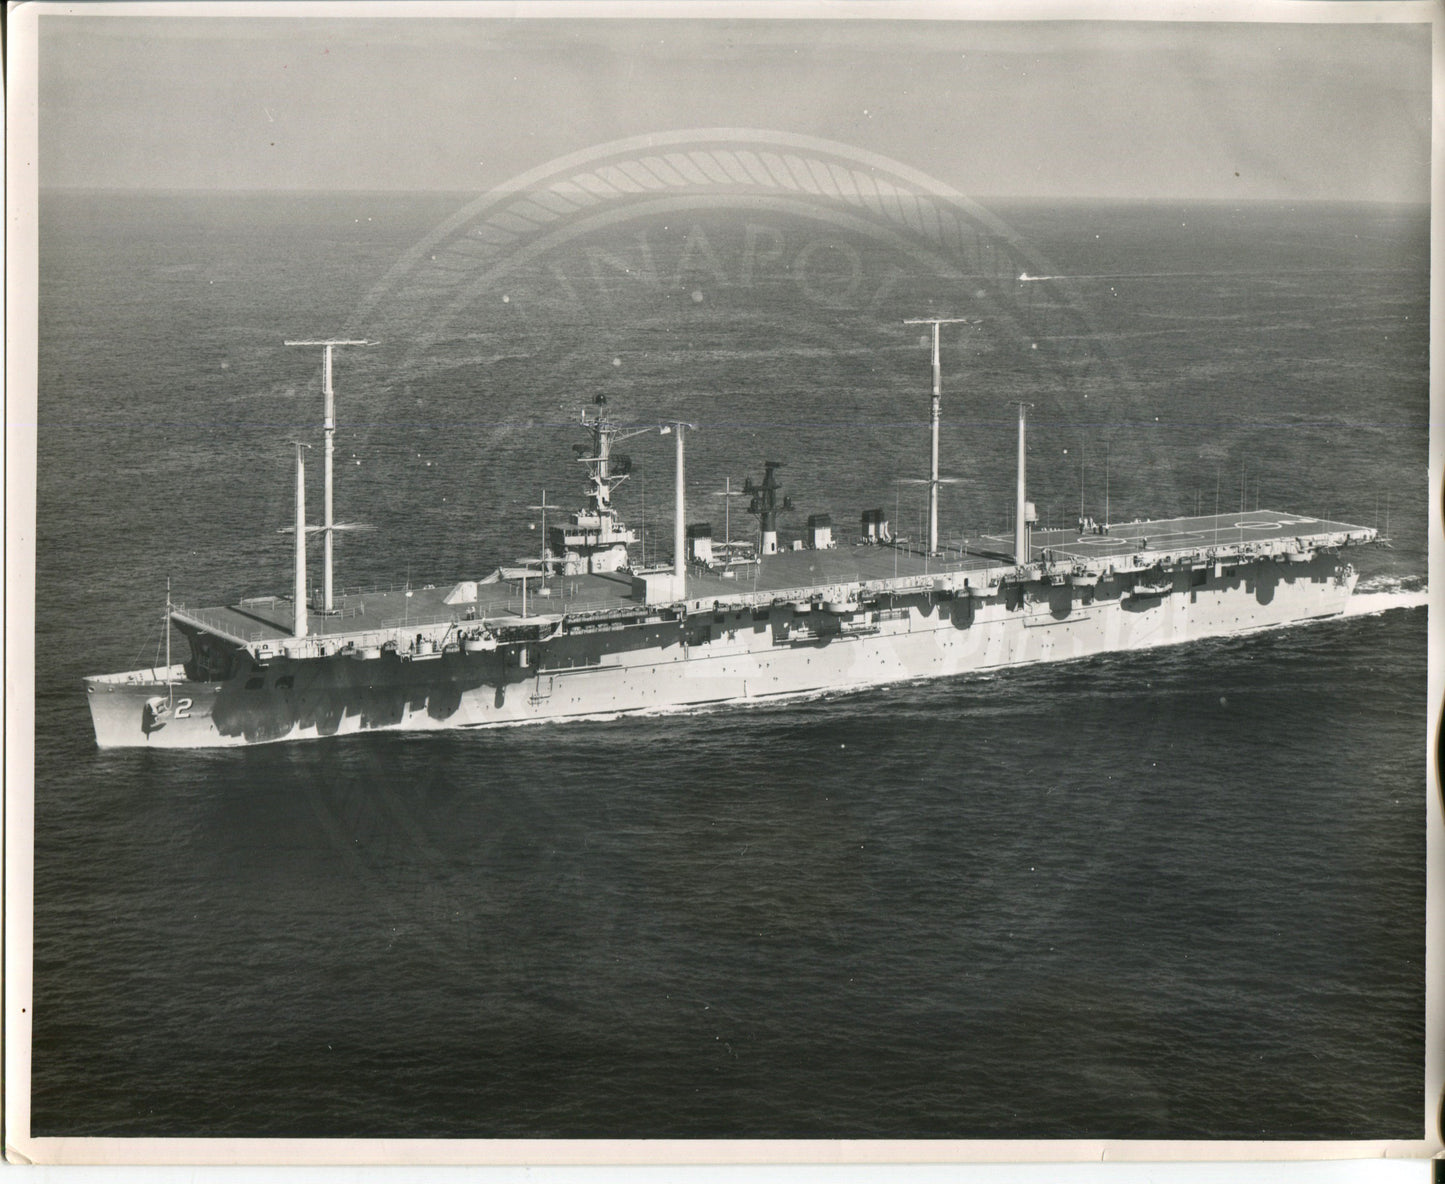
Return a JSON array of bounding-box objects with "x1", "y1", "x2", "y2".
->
[{"x1": 5, "y1": 0, "x2": 1440, "y2": 1168}]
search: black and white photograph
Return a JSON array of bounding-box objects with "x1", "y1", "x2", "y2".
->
[{"x1": 5, "y1": 0, "x2": 1438, "y2": 1167}]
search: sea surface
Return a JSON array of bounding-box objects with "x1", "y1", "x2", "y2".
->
[{"x1": 28, "y1": 190, "x2": 1428, "y2": 1139}]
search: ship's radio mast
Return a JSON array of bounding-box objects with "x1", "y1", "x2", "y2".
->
[
  {"x1": 1014, "y1": 401, "x2": 1034, "y2": 566},
  {"x1": 904, "y1": 317, "x2": 973, "y2": 555},
  {"x1": 660, "y1": 422, "x2": 695, "y2": 577},
  {"x1": 285, "y1": 338, "x2": 374, "y2": 614},
  {"x1": 290, "y1": 441, "x2": 312, "y2": 638}
]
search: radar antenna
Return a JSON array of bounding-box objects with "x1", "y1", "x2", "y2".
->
[{"x1": 744, "y1": 461, "x2": 794, "y2": 556}]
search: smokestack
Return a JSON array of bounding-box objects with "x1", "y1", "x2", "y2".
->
[
  {"x1": 294, "y1": 443, "x2": 308, "y2": 639},
  {"x1": 1014, "y1": 402, "x2": 1029, "y2": 566},
  {"x1": 673, "y1": 423, "x2": 686, "y2": 580}
]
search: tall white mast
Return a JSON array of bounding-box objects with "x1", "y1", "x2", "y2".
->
[
  {"x1": 904, "y1": 317, "x2": 971, "y2": 555},
  {"x1": 293, "y1": 442, "x2": 311, "y2": 638},
  {"x1": 673, "y1": 423, "x2": 686, "y2": 578},
  {"x1": 659, "y1": 421, "x2": 694, "y2": 577},
  {"x1": 1014, "y1": 401, "x2": 1032, "y2": 566},
  {"x1": 285, "y1": 338, "x2": 371, "y2": 613}
]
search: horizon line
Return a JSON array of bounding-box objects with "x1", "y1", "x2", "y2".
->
[{"x1": 33, "y1": 185, "x2": 1431, "y2": 208}]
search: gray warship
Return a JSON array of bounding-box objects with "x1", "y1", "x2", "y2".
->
[{"x1": 85, "y1": 328, "x2": 1376, "y2": 748}]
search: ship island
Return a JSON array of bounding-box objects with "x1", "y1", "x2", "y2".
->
[{"x1": 85, "y1": 325, "x2": 1378, "y2": 748}]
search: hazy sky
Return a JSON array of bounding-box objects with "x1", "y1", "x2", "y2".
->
[{"x1": 33, "y1": 11, "x2": 1431, "y2": 200}]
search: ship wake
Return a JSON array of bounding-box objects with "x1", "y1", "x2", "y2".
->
[{"x1": 1343, "y1": 585, "x2": 1429, "y2": 617}]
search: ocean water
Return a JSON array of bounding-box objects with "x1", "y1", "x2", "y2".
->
[{"x1": 28, "y1": 190, "x2": 1427, "y2": 1139}]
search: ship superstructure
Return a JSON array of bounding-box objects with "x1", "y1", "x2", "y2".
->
[
  {"x1": 84, "y1": 325, "x2": 1379, "y2": 748},
  {"x1": 551, "y1": 395, "x2": 644, "y2": 576}
]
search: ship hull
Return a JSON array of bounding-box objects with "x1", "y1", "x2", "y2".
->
[{"x1": 87, "y1": 556, "x2": 1359, "y2": 749}]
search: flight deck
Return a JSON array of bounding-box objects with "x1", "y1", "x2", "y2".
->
[{"x1": 168, "y1": 509, "x2": 1371, "y2": 652}]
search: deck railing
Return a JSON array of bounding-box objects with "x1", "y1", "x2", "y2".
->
[{"x1": 169, "y1": 525, "x2": 1374, "y2": 649}]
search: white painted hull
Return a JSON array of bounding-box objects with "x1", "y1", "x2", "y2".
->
[{"x1": 86, "y1": 557, "x2": 1359, "y2": 748}]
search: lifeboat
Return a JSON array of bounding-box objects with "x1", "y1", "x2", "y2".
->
[{"x1": 1127, "y1": 578, "x2": 1174, "y2": 599}]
